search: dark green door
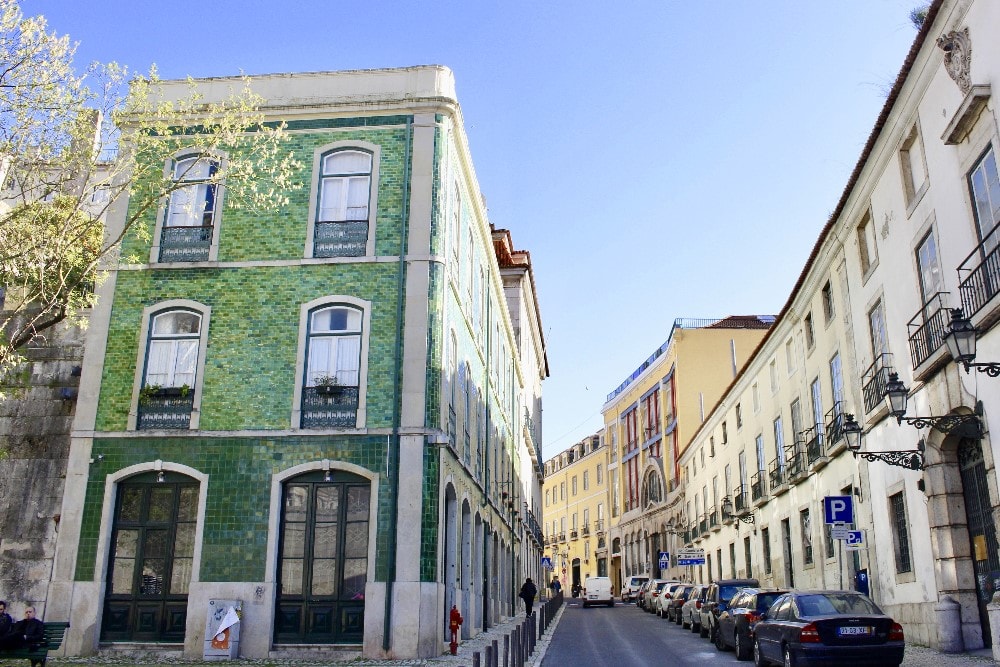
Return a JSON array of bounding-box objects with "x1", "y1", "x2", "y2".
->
[
  {"x1": 274, "y1": 471, "x2": 370, "y2": 644},
  {"x1": 102, "y1": 475, "x2": 198, "y2": 642},
  {"x1": 959, "y1": 438, "x2": 999, "y2": 647}
]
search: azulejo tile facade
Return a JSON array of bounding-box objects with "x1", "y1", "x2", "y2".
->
[{"x1": 49, "y1": 67, "x2": 547, "y2": 661}]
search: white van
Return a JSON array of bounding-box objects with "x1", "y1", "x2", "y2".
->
[
  {"x1": 621, "y1": 575, "x2": 648, "y2": 602},
  {"x1": 582, "y1": 576, "x2": 614, "y2": 608}
]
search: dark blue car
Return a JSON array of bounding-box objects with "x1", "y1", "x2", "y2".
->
[{"x1": 752, "y1": 590, "x2": 904, "y2": 666}]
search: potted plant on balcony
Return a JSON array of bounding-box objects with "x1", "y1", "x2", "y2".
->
[
  {"x1": 313, "y1": 374, "x2": 343, "y2": 396},
  {"x1": 139, "y1": 383, "x2": 191, "y2": 404}
]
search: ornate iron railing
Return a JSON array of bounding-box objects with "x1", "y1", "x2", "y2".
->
[
  {"x1": 959, "y1": 220, "x2": 1000, "y2": 318},
  {"x1": 862, "y1": 353, "x2": 894, "y2": 414},
  {"x1": 159, "y1": 225, "x2": 212, "y2": 262},
  {"x1": 708, "y1": 508, "x2": 719, "y2": 530},
  {"x1": 786, "y1": 447, "x2": 806, "y2": 480},
  {"x1": 825, "y1": 402, "x2": 845, "y2": 446},
  {"x1": 699, "y1": 514, "x2": 709, "y2": 536},
  {"x1": 137, "y1": 391, "x2": 194, "y2": 430},
  {"x1": 300, "y1": 386, "x2": 359, "y2": 428},
  {"x1": 733, "y1": 486, "x2": 749, "y2": 513},
  {"x1": 804, "y1": 426, "x2": 825, "y2": 464},
  {"x1": 907, "y1": 293, "x2": 950, "y2": 369},
  {"x1": 314, "y1": 220, "x2": 368, "y2": 258},
  {"x1": 768, "y1": 458, "x2": 787, "y2": 490},
  {"x1": 751, "y1": 471, "x2": 767, "y2": 502}
]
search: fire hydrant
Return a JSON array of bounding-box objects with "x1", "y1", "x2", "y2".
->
[{"x1": 449, "y1": 605, "x2": 464, "y2": 655}]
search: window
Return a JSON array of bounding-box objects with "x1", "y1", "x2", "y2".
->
[
  {"x1": 821, "y1": 281, "x2": 835, "y2": 323},
  {"x1": 752, "y1": 383, "x2": 760, "y2": 413},
  {"x1": 583, "y1": 508, "x2": 590, "y2": 530},
  {"x1": 824, "y1": 522, "x2": 835, "y2": 559},
  {"x1": 790, "y1": 399, "x2": 803, "y2": 447},
  {"x1": 301, "y1": 305, "x2": 363, "y2": 428},
  {"x1": 596, "y1": 464, "x2": 603, "y2": 485},
  {"x1": 721, "y1": 421, "x2": 728, "y2": 445},
  {"x1": 560, "y1": 482, "x2": 565, "y2": 501},
  {"x1": 545, "y1": 490, "x2": 550, "y2": 507},
  {"x1": 968, "y1": 145, "x2": 1000, "y2": 252},
  {"x1": 769, "y1": 359, "x2": 778, "y2": 393},
  {"x1": 889, "y1": 491, "x2": 913, "y2": 573},
  {"x1": 710, "y1": 436, "x2": 716, "y2": 458},
  {"x1": 735, "y1": 403, "x2": 743, "y2": 429},
  {"x1": 137, "y1": 308, "x2": 203, "y2": 430},
  {"x1": 869, "y1": 300, "x2": 889, "y2": 360},
  {"x1": 159, "y1": 154, "x2": 219, "y2": 262},
  {"x1": 810, "y1": 378, "x2": 824, "y2": 435},
  {"x1": 773, "y1": 417, "x2": 786, "y2": 471},
  {"x1": 313, "y1": 149, "x2": 372, "y2": 257},
  {"x1": 755, "y1": 434, "x2": 766, "y2": 475},
  {"x1": 900, "y1": 123, "x2": 928, "y2": 208},
  {"x1": 450, "y1": 178, "x2": 461, "y2": 261},
  {"x1": 744, "y1": 536, "x2": 753, "y2": 578},
  {"x1": 730, "y1": 542, "x2": 737, "y2": 578},
  {"x1": 572, "y1": 476, "x2": 578, "y2": 496},
  {"x1": 663, "y1": 376, "x2": 675, "y2": 424},
  {"x1": 830, "y1": 353, "x2": 844, "y2": 418},
  {"x1": 583, "y1": 471, "x2": 589, "y2": 491},
  {"x1": 761, "y1": 527, "x2": 772, "y2": 574},
  {"x1": 785, "y1": 340, "x2": 795, "y2": 375},
  {"x1": 857, "y1": 210, "x2": 878, "y2": 275},
  {"x1": 804, "y1": 312, "x2": 815, "y2": 350},
  {"x1": 915, "y1": 230, "x2": 944, "y2": 305},
  {"x1": 801, "y1": 508, "x2": 813, "y2": 565}
]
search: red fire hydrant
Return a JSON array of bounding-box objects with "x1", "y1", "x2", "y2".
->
[{"x1": 449, "y1": 605, "x2": 464, "y2": 655}]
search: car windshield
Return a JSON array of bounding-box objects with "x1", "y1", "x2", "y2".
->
[
  {"x1": 796, "y1": 593, "x2": 882, "y2": 616},
  {"x1": 757, "y1": 593, "x2": 783, "y2": 610},
  {"x1": 656, "y1": 582, "x2": 669, "y2": 591},
  {"x1": 720, "y1": 585, "x2": 742, "y2": 601}
]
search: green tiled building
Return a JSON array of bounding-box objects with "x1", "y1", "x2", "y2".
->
[{"x1": 49, "y1": 66, "x2": 547, "y2": 660}]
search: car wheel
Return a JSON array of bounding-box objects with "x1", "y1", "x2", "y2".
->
[
  {"x1": 782, "y1": 645, "x2": 797, "y2": 667},
  {"x1": 608, "y1": 600, "x2": 614, "y2": 607},
  {"x1": 714, "y1": 625, "x2": 727, "y2": 651},
  {"x1": 582, "y1": 601, "x2": 588, "y2": 608},
  {"x1": 700, "y1": 622, "x2": 709, "y2": 638},
  {"x1": 682, "y1": 616, "x2": 689, "y2": 629},
  {"x1": 676, "y1": 613, "x2": 682, "y2": 625},
  {"x1": 691, "y1": 621, "x2": 700, "y2": 633},
  {"x1": 735, "y1": 630, "x2": 752, "y2": 661},
  {"x1": 753, "y1": 639, "x2": 767, "y2": 667}
]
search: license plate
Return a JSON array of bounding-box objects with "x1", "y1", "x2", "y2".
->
[{"x1": 838, "y1": 626, "x2": 872, "y2": 636}]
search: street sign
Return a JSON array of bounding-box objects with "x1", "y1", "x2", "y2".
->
[
  {"x1": 824, "y1": 495, "x2": 854, "y2": 525},
  {"x1": 677, "y1": 547, "x2": 705, "y2": 566},
  {"x1": 831, "y1": 523, "x2": 850, "y2": 540},
  {"x1": 658, "y1": 551, "x2": 670, "y2": 569},
  {"x1": 845, "y1": 530, "x2": 864, "y2": 551},
  {"x1": 541, "y1": 556, "x2": 553, "y2": 569}
]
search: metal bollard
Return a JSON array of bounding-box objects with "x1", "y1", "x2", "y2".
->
[
  {"x1": 503, "y1": 634, "x2": 509, "y2": 667},
  {"x1": 473, "y1": 650, "x2": 481, "y2": 667},
  {"x1": 492, "y1": 639, "x2": 499, "y2": 667},
  {"x1": 485, "y1": 643, "x2": 493, "y2": 667}
]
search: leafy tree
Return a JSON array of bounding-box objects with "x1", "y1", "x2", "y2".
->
[{"x1": 0, "y1": 0, "x2": 300, "y2": 378}]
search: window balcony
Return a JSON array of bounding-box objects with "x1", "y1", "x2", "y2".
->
[
  {"x1": 582, "y1": 524, "x2": 590, "y2": 537},
  {"x1": 861, "y1": 352, "x2": 895, "y2": 415},
  {"x1": 570, "y1": 530, "x2": 578, "y2": 540},
  {"x1": 709, "y1": 508, "x2": 720, "y2": 531},
  {"x1": 768, "y1": 458, "x2": 789, "y2": 496},
  {"x1": 907, "y1": 293, "x2": 951, "y2": 370},
  {"x1": 159, "y1": 224, "x2": 212, "y2": 262},
  {"x1": 959, "y1": 220, "x2": 1000, "y2": 319},
  {"x1": 825, "y1": 403, "x2": 846, "y2": 449},
  {"x1": 786, "y1": 447, "x2": 807, "y2": 483},
  {"x1": 300, "y1": 385, "x2": 359, "y2": 428},
  {"x1": 733, "y1": 486, "x2": 750, "y2": 515},
  {"x1": 751, "y1": 471, "x2": 768, "y2": 505},
  {"x1": 137, "y1": 389, "x2": 193, "y2": 430},
  {"x1": 699, "y1": 514, "x2": 709, "y2": 537},
  {"x1": 803, "y1": 426, "x2": 828, "y2": 470},
  {"x1": 314, "y1": 220, "x2": 368, "y2": 257}
]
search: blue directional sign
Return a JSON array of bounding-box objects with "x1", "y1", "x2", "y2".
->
[
  {"x1": 845, "y1": 531, "x2": 864, "y2": 550},
  {"x1": 677, "y1": 548, "x2": 706, "y2": 566},
  {"x1": 658, "y1": 551, "x2": 670, "y2": 569},
  {"x1": 824, "y1": 495, "x2": 854, "y2": 525}
]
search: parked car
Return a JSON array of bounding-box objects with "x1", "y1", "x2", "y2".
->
[
  {"x1": 753, "y1": 590, "x2": 905, "y2": 666},
  {"x1": 701, "y1": 578, "x2": 759, "y2": 640},
  {"x1": 642, "y1": 578, "x2": 671, "y2": 612},
  {"x1": 666, "y1": 583, "x2": 694, "y2": 623},
  {"x1": 582, "y1": 576, "x2": 614, "y2": 608},
  {"x1": 713, "y1": 587, "x2": 787, "y2": 660},
  {"x1": 654, "y1": 581, "x2": 682, "y2": 617},
  {"x1": 680, "y1": 584, "x2": 708, "y2": 630},
  {"x1": 621, "y1": 576, "x2": 649, "y2": 603},
  {"x1": 635, "y1": 580, "x2": 654, "y2": 610}
]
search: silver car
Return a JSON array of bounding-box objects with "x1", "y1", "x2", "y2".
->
[
  {"x1": 681, "y1": 584, "x2": 709, "y2": 631},
  {"x1": 655, "y1": 581, "x2": 683, "y2": 618}
]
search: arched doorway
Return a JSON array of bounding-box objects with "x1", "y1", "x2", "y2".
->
[
  {"x1": 959, "y1": 437, "x2": 1000, "y2": 647},
  {"x1": 571, "y1": 558, "x2": 581, "y2": 595},
  {"x1": 101, "y1": 473, "x2": 198, "y2": 642},
  {"x1": 443, "y1": 484, "x2": 457, "y2": 641},
  {"x1": 274, "y1": 470, "x2": 370, "y2": 644}
]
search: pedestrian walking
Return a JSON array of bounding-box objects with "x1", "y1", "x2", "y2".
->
[
  {"x1": 519, "y1": 577, "x2": 538, "y2": 616},
  {"x1": 550, "y1": 576, "x2": 562, "y2": 595}
]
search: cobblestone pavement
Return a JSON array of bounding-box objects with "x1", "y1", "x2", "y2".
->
[{"x1": 42, "y1": 603, "x2": 995, "y2": 666}]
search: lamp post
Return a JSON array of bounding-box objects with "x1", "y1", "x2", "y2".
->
[
  {"x1": 945, "y1": 308, "x2": 1000, "y2": 376},
  {"x1": 884, "y1": 373, "x2": 982, "y2": 437},
  {"x1": 844, "y1": 413, "x2": 926, "y2": 470},
  {"x1": 720, "y1": 495, "x2": 754, "y2": 524}
]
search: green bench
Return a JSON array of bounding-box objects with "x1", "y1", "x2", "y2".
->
[{"x1": 0, "y1": 621, "x2": 69, "y2": 667}]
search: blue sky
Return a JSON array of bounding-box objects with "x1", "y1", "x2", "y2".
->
[{"x1": 31, "y1": 0, "x2": 924, "y2": 458}]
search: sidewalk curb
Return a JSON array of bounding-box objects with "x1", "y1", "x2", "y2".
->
[{"x1": 527, "y1": 600, "x2": 567, "y2": 667}]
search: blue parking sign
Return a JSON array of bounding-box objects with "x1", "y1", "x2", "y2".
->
[
  {"x1": 658, "y1": 551, "x2": 670, "y2": 569},
  {"x1": 824, "y1": 495, "x2": 854, "y2": 524}
]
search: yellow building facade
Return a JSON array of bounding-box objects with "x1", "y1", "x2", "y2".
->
[
  {"x1": 542, "y1": 433, "x2": 609, "y2": 594},
  {"x1": 602, "y1": 317, "x2": 773, "y2": 589}
]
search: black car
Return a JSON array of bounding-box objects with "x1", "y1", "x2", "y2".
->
[
  {"x1": 752, "y1": 590, "x2": 905, "y2": 666},
  {"x1": 713, "y1": 587, "x2": 787, "y2": 660},
  {"x1": 702, "y1": 577, "x2": 758, "y2": 640},
  {"x1": 666, "y1": 584, "x2": 694, "y2": 623}
]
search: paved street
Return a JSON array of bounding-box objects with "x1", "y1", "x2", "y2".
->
[{"x1": 540, "y1": 598, "x2": 997, "y2": 667}]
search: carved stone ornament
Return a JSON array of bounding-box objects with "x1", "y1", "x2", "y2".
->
[{"x1": 938, "y1": 27, "x2": 972, "y2": 94}]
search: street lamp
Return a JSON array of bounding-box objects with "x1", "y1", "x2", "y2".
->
[
  {"x1": 884, "y1": 372, "x2": 983, "y2": 436},
  {"x1": 844, "y1": 413, "x2": 926, "y2": 470},
  {"x1": 945, "y1": 308, "x2": 1000, "y2": 376},
  {"x1": 720, "y1": 495, "x2": 754, "y2": 524}
]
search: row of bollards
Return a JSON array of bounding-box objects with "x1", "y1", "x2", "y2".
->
[{"x1": 468, "y1": 592, "x2": 563, "y2": 667}]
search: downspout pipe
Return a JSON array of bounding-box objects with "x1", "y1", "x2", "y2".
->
[{"x1": 383, "y1": 115, "x2": 412, "y2": 653}]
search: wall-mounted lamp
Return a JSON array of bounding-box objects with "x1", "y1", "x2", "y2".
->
[
  {"x1": 945, "y1": 308, "x2": 1000, "y2": 376},
  {"x1": 884, "y1": 374, "x2": 982, "y2": 438},
  {"x1": 720, "y1": 496, "x2": 755, "y2": 525},
  {"x1": 156, "y1": 471, "x2": 165, "y2": 483},
  {"x1": 89, "y1": 453, "x2": 104, "y2": 465},
  {"x1": 844, "y1": 413, "x2": 925, "y2": 470}
]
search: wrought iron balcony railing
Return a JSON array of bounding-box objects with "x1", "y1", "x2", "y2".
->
[
  {"x1": 803, "y1": 426, "x2": 826, "y2": 465},
  {"x1": 137, "y1": 389, "x2": 194, "y2": 430},
  {"x1": 582, "y1": 524, "x2": 590, "y2": 536},
  {"x1": 768, "y1": 458, "x2": 787, "y2": 491},
  {"x1": 733, "y1": 486, "x2": 749, "y2": 514},
  {"x1": 159, "y1": 224, "x2": 213, "y2": 262},
  {"x1": 751, "y1": 471, "x2": 767, "y2": 502},
  {"x1": 861, "y1": 352, "x2": 895, "y2": 414},
  {"x1": 959, "y1": 220, "x2": 1000, "y2": 318},
  {"x1": 907, "y1": 293, "x2": 951, "y2": 369},
  {"x1": 699, "y1": 514, "x2": 709, "y2": 536},
  {"x1": 786, "y1": 447, "x2": 807, "y2": 481},
  {"x1": 314, "y1": 220, "x2": 368, "y2": 257},
  {"x1": 301, "y1": 386, "x2": 359, "y2": 428},
  {"x1": 570, "y1": 530, "x2": 578, "y2": 540},
  {"x1": 825, "y1": 402, "x2": 845, "y2": 446},
  {"x1": 708, "y1": 508, "x2": 720, "y2": 530}
]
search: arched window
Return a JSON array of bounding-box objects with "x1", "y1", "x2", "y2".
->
[
  {"x1": 300, "y1": 305, "x2": 362, "y2": 428},
  {"x1": 642, "y1": 470, "x2": 663, "y2": 508},
  {"x1": 160, "y1": 155, "x2": 220, "y2": 262},
  {"x1": 138, "y1": 309, "x2": 203, "y2": 430},
  {"x1": 313, "y1": 150, "x2": 372, "y2": 257}
]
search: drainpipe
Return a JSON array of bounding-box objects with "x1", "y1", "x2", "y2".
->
[{"x1": 382, "y1": 116, "x2": 412, "y2": 653}]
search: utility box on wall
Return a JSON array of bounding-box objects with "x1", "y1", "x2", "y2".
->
[{"x1": 203, "y1": 599, "x2": 242, "y2": 660}]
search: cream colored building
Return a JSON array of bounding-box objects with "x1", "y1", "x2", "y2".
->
[
  {"x1": 601, "y1": 317, "x2": 773, "y2": 591},
  {"x1": 542, "y1": 433, "x2": 609, "y2": 593},
  {"x1": 680, "y1": 0, "x2": 1000, "y2": 653}
]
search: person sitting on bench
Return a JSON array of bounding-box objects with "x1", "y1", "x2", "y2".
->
[{"x1": 0, "y1": 606, "x2": 44, "y2": 649}]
